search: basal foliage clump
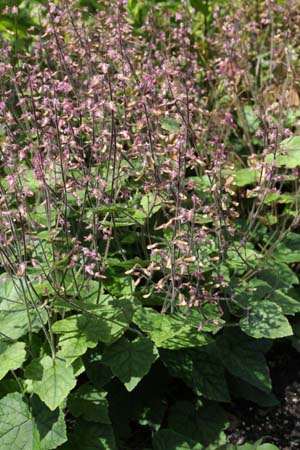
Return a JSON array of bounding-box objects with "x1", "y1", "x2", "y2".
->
[{"x1": 0, "y1": 0, "x2": 300, "y2": 448}]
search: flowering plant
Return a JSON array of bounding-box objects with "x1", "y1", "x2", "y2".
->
[{"x1": 0, "y1": 1, "x2": 299, "y2": 448}]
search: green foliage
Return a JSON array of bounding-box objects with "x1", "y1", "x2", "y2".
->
[
  {"x1": 160, "y1": 118, "x2": 180, "y2": 132},
  {"x1": 231, "y1": 168, "x2": 259, "y2": 187},
  {"x1": 68, "y1": 385, "x2": 110, "y2": 423},
  {"x1": 152, "y1": 429, "x2": 204, "y2": 450},
  {"x1": 216, "y1": 329, "x2": 272, "y2": 392},
  {"x1": 133, "y1": 307, "x2": 213, "y2": 348},
  {"x1": 102, "y1": 336, "x2": 158, "y2": 391},
  {"x1": 25, "y1": 356, "x2": 77, "y2": 411},
  {"x1": 52, "y1": 300, "x2": 133, "y2": 347},
  {"x1": 272, "y1": 233, "x2": 300, "y2": 263},
  {"x1": 168, "y1": 400, "x2": 228, "y2": 449},
  {"x1": 0, "y1": 275, "x2": 47, "y2": 341},
  {"x1": 161, "y1": 346, "x2": 230, "y2": 402},
  {"x1": 59, "y1": 421, "x2": 117, "y2": 450},
  {"x1": 240, "y1": 301, "x2": 293, "y2": 339},
  {"x1": 265, "y1": 136, "x2": 300, "y2": 168},
  {"x1": 0, "y1": 341, "x2": 26, "y2": 380},
  {"x1": 0, "y1": 393, "x2": 67, "y2": 449}
]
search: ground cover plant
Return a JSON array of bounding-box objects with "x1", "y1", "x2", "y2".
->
[{"x1": 0, "y1": 0, "x2": 300, "y2": 448}]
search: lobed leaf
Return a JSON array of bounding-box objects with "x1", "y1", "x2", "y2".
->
[
  {"x1": 25, "y1": 355, "x2": 77, "y2": 411},
  {"x1": 102, "y1": 337, "x2": 158, "y2": 391}
]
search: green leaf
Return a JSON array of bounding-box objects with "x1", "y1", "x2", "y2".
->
[
  {"x1": 108, "y1": 362, "x2": 171, "y2": 439},
  {"x1": 53, "y1": 305, "x2": 131, "y2": 347},
  {"x1": 271, "y1": 290, "x2": 300, "y2": 315},
  {"x1": 168, "y1": 400, "x2": 228, "y2": 449},
  {"x1": 243, "y1": 105, "x2": 260, "y2": 132},
  {"x1": 161, "y1": 118, "x2": 179, "y2": 132},
  {"x1": 161, "y1": 308, "x2": 216, "y2": 348},
  {"x1": 133, "y1": 308, "x2": 178, "y2": 346},
  {"x1": 83, "y1": 348, "x2": 114, "y2": 389},
  {"x1": 58, "y1": 334, "x2": 91, "y2": 366},
  {"x1": 133, "y1": 193, "x2": 162, "y2": 222},
  {"x1": 63, "y1": 421, "x2": 117, "y2": 450},
  {"x1": 0, "y1": 307, "x2": 47, "y2": 341},
  {"x1": 103, "y1": 275, "x2": 136, "y2": 298},
  {"x1": 177, "y1": 304, "x2": 225, "y2": 334},
  {"x1": 0, "y1": 274, "x2": 47, "y2": 341},
  {"x1": 258, "y1": 445, "x2": 280, "y2": 450},
  {"x1": 30, "y1": 203, "x2": 56, "y2": 228},
  {"x1": 0, "y1": 393, "x2": 35, "y2": 450},
  {"x1": 233, "y1": 279, "x2": 271, "y2": 310},
  {"x1": 152, "y1": 429, "x2": 203, "y2": 450},
  {"x1": 0, "y1": 274, "x2": 21, "y2": 308},
  {"x1": 102, "y1": 337, "x2": 158, "y2": 391},
  {"x1": 0, "y1": 341, "x2": 26, "y2": 380},
  {"x1": 273, "y1": 232, "x2": 300, "y2": 263},
  {"x1": 0, "y1": 393, "x2": 67, "y2": 450},
  {"x1": 240, "y1": 300, "x2": 293, "y2": 339},
  {"x1": 31, "y1": 395, "x2": 67, "y2": 449},
  {"x1": 257, "y1": 261, "x2": 299, "y2": 289},
  {"x1": 227, "y1": 375, "x2": 279, "y2": 408},
  {"x1": 133, "y1": 307, "x2": 214, "y2": 349},
  {"x1": 158, "y1": 325, "x2": 213, "y2": 349},
  {"x1": 232, "y1": 168, "x2": 259, "y2": 187},
  {"x1": 140, "y1": 193, "x2": 162, "y2": 215},
  {"x1": 219, "y1": 442, "x2": 258, "y2": 450},
  {"x1": 22, "y1": 168, "x2": 41, "y2": 192},
  {"x1": 72, "y1": 357, "x2": 85, "y2": 377},
  {"x1": 160, "y1": 347, "x2": 230, "y2": 402},
  {"x1": 68, "y1": 384, "x2": 110, "y2": 423},
  {"x1": 263, "y1": 192, "x2": 300, "y2": 205},
  {"x1": 227, "y1": 244, "x2": 259, "y2": 270},
  {"x1": 25, "y1": 355, "x2": 77, "y2": 411},
  {"x1": 190, "y1": 0, "x2": 209, "y2": 14},
  {"x1": 216, "y1": 329, "x2": 271, "y2": 392},
  {"x1": 265, "y1": 136, "x2": 300, "y2": 168}
]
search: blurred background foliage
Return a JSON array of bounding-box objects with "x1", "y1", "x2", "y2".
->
[{"x1": 0, "y1": 0, "x2": 224, "y2": 52}]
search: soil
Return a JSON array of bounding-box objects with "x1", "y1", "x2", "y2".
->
[{"x1": 226, "y1": 342, "x2": 300, "y2": 449}]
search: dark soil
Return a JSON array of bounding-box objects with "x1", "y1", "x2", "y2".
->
[{"x1": 226, "y1": 342, "x2": 300, "y2": 449}]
